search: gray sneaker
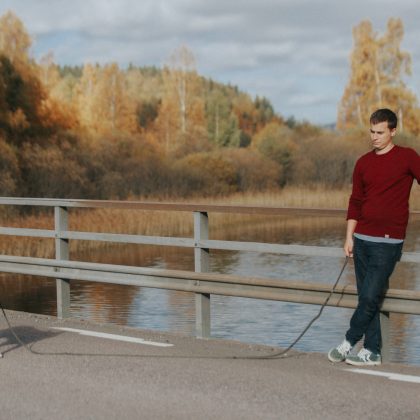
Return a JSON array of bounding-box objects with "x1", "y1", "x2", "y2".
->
[
  {"x1": 345, "y1": 348, "x2": 381, "y2": 366},
  {"x1": 328, "y1": 340, "x2": 352, "y2": 363}
]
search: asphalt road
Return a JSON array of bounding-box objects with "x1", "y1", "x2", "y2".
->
[{"x1": 0, "y1": 310, "x2": 419, "y2": 420}]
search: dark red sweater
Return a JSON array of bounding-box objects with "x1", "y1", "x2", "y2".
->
[{"x1": 347, "y1": 145, "x2": 420, "y2": 239}]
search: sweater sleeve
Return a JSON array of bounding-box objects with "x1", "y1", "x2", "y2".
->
[
  {"x1": 347, "y1": 159, "x2": 363, "y2": 221},
  {"x1": 408, "y1": 148, "x2": 420, "y2": 184}
]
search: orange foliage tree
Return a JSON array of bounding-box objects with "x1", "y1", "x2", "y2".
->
[
  {"x1": 0, "y1": 11, "x2": 73, "y2": 142},
  {"x1": 338, "y1": 18, "x2": 420, "y2": 134},
  {"x1": 75, "y1": 63, "x2": 137, "y2": 137}
]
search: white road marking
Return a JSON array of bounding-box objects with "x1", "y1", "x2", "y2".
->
[
  {"x1": 346, "y1": 368, "x2": 420, "y2": 384},
  {"x1": 52, "y1": 327, "x2": 173, "y2": 347}
]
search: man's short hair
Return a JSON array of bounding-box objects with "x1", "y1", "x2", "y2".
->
[{"x1": 370, "y1": 108, "x2": 398, "y2": 130}]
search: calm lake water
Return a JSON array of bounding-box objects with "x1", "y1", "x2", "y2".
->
[{"x1": 1, "y1": 215, "x2": 420, "y2": 365}]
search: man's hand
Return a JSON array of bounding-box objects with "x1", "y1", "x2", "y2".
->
[
  {"x1": 344, "y1": 219, "x2": 357, "y2": 258},
  {"x1": 344, "y1": 236, "x2": 354, "y2": 258}
]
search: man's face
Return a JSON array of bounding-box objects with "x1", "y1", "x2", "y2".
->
[{"x1": 370, "y1": 121, "x2": 396, "y2": 153}]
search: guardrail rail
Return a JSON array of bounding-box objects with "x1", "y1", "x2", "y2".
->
[{"x1": 1, "y1": 197, "x2": 419, "y2": 362}]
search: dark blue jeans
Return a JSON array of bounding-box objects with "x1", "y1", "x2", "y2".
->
[{"x1": 345, "y1": 237, "x2": 403, "y2": 354}]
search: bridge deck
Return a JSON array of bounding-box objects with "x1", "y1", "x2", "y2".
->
[{"x1": 1, "y1": 310, "x2": 419, "y2": 419}]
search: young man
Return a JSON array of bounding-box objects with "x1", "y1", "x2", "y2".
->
[{"x1": 328, "y1": 108, "x2": 420, "y2": 366}]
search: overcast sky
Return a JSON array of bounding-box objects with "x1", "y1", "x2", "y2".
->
[{"x1": 1, "y1": 0, "x2": 420, "y2": 125}]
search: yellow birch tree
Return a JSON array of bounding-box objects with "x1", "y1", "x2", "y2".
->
[
  {"x1": 337, "y1": 18, "x2": 420, "y2": 134},
  {"x1": 75, "y1": 63, "x2": 136, "y2": 137},
  {"x1": 157, "y1": 45, "x2": 206, "y2": 155},
  {"x1": 0, "y1": 11, "x2": 31, "y2": 69}
]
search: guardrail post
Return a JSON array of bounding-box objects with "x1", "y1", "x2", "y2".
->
[
  {"x1": 380, "y1": 311, "x2": 390, "y2": 362},
  {"x1": 194, "y1": 211, "x2": 210, "y2": 338},
  {"x1": 55, "y1": 206, "x2": 70, "y2": 318}
]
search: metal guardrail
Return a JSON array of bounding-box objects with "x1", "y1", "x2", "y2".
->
[{"x1": 0, "y1": 197, "x2": 420, "y2": 361}]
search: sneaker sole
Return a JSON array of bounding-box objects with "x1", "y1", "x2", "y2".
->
[
  {"x1": 345, "y1": 358, "x2": 381, "y2": 366},
  {"x1": 327, "y1": 352, "x2": 345, "y2": 363}
]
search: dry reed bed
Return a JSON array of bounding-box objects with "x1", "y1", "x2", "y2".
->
[{"x1": 1, "y1": 186, "x2": 419, "y2": 258}]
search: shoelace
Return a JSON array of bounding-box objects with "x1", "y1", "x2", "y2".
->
[
  {"x1": 357, "y1": 348, "x2": 372, "y2": 361},
  {"x1": 337, "y1": 341, "x2": 351, "y2": 355}
]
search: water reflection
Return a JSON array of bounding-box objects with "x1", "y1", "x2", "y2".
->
[
  {"x1": 1, "y1": 216, "x2": 419, "y2": 365},
  {"x1": 0, "y1": 274, "x2": 57, "y2": 316}
]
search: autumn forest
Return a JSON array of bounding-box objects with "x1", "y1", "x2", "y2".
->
[{"x1": 1, "y1": 11, "x2": 419, "y2": 200}]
